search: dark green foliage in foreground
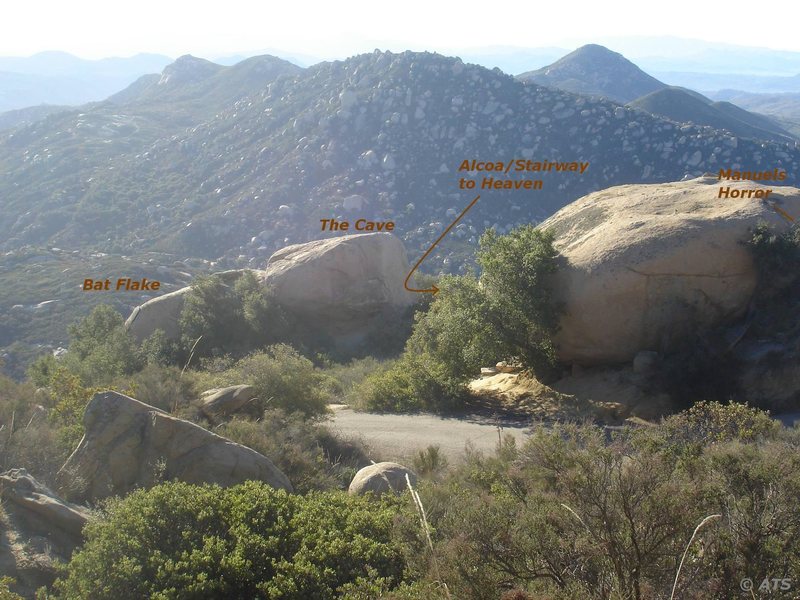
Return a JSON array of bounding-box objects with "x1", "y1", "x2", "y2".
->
[
  {"x1": 0, "y1": 577, "x2": 23, "y2": 600},
  {"x1": 399, "y1": 403, "x2": 800, "y2": 600},
  {"x1": 54, "y1": 481, "x2": 408, "y2": 600},
  {"x1": 355, "y1": 225, "x2": 562, "y2": 411}
]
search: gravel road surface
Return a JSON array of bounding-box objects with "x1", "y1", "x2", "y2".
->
[{"x1": 329, "y1": 405, "x2": 531, "y2": 462}]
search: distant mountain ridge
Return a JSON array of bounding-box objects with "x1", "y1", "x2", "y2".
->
[
  {"x1": 518, "y1": 44, "x2": 667, "y2": 103},
  {"x1": 107, "y1": 54, "x2": 303, "y2": 116},
  {"x1": 629, "y1": 87, "x2": 796, "y2": 143},
  {"x1": 518, "y1": 45, "x2": 797, "y2": 143},
  {"x1": 2, "y1": 50, "x2": 797, "y2": 261},
  {"x1": 711, "y1": 90, "x2": 800, "y2": 139},
  {"x1": 0, "y1": 51, "x2": 173, "y2": 112}
]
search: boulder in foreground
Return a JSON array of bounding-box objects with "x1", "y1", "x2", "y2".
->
[
  {"x1": 348, "y1": 462, "x2": 417, "y2": 496},
  {"x1": 0, "y1": 468, "x2": 89, "y2": 596},
  {"x1": 59, "y1": 391, "x2": 292, "y2": 502}
]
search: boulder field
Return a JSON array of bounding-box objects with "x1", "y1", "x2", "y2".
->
[
  {"x1": 542, "y1": 175, "x2": 800, "y2": 365},
  {"x1": 125, "y1": 232, "x2": 415, "y2": 345}
]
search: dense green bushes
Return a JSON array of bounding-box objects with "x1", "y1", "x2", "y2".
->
[
  {"x1": 193, "y1": 344, "x2": 333, "y2": 418},
  {"x1": 746, "y1": 222, "x2": 800, "y2": 297},
  {"x1": 29, "y1": 305, "x2": 143, "y2": 387},
  {"x1": 53, "y1": 481, "x2": 409, "y2": 600}
]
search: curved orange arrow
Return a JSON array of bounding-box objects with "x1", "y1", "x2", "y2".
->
[
  {"x1": 404, "y1": 194, "x2": 481, "y2": 294},
  {"x1": 770, "y1": 201, "x2": 796, "y2": 224}
]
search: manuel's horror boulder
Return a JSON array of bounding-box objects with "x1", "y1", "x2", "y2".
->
[{"x1": 542, "y1": 176, "x2": 800, "y2": 365}]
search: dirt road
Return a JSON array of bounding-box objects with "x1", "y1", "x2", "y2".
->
[
  {"x1": 329, "y1": 405, "x2": 531, "y2": 462},
  {"x1": 330, "y1": 405, "x2": 800, "y2": 463}
]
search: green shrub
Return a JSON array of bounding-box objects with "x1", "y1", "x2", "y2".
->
[
  {"x1": 195, "y1": 344, "x2": 332, "y2": 418},
  {"x1": 218, "y1": 409, "x2": 370, "y2": 493},
  {"x1": 406, "y1": 274, "x2": 508, "y2": 384},
  {"x1": 354, "y1": 225, "x2": 562, "y2": 413},
  {"x1": 662, "y1": 401, "x2": 780, "y2": 446},
  {"x1": 42, "y1": 305, "x2": 144, "y2": 386},
  {"x1": 397, "y1": 407, "x2": 800, "y2": 600},
  {"x1": 179, "y1": 272, "x2": 292, "y2": 359},
  {"x1": 0, "y1": 577, "x2": 23, "y2": 600},
  {"x1": 0, "y1": 368, "x2": 100, "y2": 487},
  {"x1": 697, "y1": 441, "x2": 800, "y2": 598},
  {"x1": 139, "y1": 329, "x2": 182, "y2": 366},
  {"x1": 324, "y1": 356, "x2": 385, "y2": 404},
  {"x1": 412, "y1": 445, "x2": 449, "y2": 479},
  {"x1": 745, "y1": 222, "x2": 800, "y2": 296},
  {"x1": 118, "y1": 363, "x2": 194, "y2": 414},
  {"x1": 350, "y1": 352, "x2": 459, "y2": 413},
  {"x1": 54, "y1": 481, "x2": 409, "y2": 599}
]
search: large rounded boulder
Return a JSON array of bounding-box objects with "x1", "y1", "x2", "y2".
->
[
  {"x1": 125, "y1": 233, "x2": 415, "y2": 344},
  {"x1": 542, "y1": 176, "x2": 800, "y2": 365},
  {"x1": 259, "y1": 232, "x2": 415, "y2": 328}
]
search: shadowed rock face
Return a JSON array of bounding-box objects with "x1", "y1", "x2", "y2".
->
[
  {"x1": 59, "y1": 391, "x2": 293, "y2": 502},
  {"x1": 0, "y1": 468, "x2": 89, "y2": 596},
  {"x1": 542, "y1": 176, "x2": 800, "y2": 365}
]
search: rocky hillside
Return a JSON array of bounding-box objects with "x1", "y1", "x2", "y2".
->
[
  {"x1": 0, "y1": 104, "x2": 70, "y2": 132},
  {"x1": 2, "y1": 49, "x2": 800, "y2": 362},
  {"x1": 3, "y1": 50, "x2": 798, "y2": 263},
  {"x1": 518, "y1": 44, "x2": 666, "y2": 103}
]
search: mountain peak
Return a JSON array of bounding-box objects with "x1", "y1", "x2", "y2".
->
[
  {"x1": 158, "y1": 55, "x2": 223, "y2": 86},
  {"x1": 518, "y1": 44, "x2": 666, "y2": 103}
]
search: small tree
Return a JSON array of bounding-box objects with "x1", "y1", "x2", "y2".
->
[
  {"x1": 62, "y1": 304, "x2": 143, "y2": 384},
  {"x1": 477, "y1": 225, "x2": 561, "y2": 380}
]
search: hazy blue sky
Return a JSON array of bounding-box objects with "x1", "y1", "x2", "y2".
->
[{"x1": 2, "y1": 0, "x2": 797, "y2": 59}]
